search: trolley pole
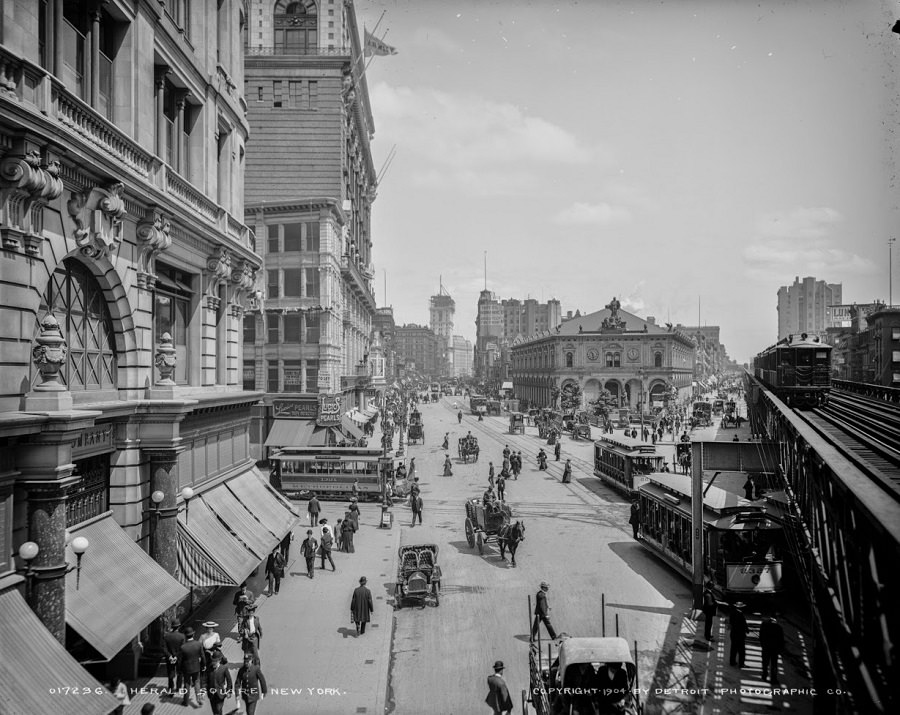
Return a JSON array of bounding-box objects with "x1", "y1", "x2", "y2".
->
[{"x1": 691, "y1": 441, "x2": 704, "y2": 610}]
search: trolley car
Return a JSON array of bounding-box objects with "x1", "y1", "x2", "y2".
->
[
  {"x1": 753, "y1": 332, "x2": 832, "y2": 408},
  {"x1": 272, "y1": 446, "x2": 390, "y2": 501},
  {"x1": 636, "y1": 473, "x2": 786, "y2": 596},
  {"x1": 593, "y1": 435, "x2": 665, "y2": 496}
]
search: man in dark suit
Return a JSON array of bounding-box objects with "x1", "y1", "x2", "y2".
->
[
  {"x1": 351, "y1": 575, "x2": 374, "y2": 635},
  {"x1": 760, "y1": 614, "x2": 785, "y2": 684},
  {"x1": 485, "y1": 660, "x2": 513, "y2": 715},
  {"x1": 205, "y1": 651, "x2": 233, "y2": 715},
  {"x1": 162, "y1": 620, "x2": 185, "y2": 695},
  {"x1": 594, "y1": 662, "x2": 629, "y2": 709},
  {"x1": 729, "y1": 602, "x2": 749, "y2": 668},
  {"x1": 240, "y1": 604, "x2": 263, "y2": 665},
  {"x1": 236, "y1": 652, "x2": 268, "y2": 715},
  {"x1": 702, "y1": 583, "x2": 718, "y2": 641},
  {"x1": 532, "y1": 582, "x2": 558, "y2": 640},
  {"x1": 178, "y1": 626, "x2": 207, "y2": 707}
]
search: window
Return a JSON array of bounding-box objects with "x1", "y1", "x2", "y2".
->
[
  {"x1": 283, "y1": 223, "x2": 303, "y2": 252},
  {"x1": 37, "y1": 259, "x2": 118, "y2": 391},
  {"x1": 305, "y1": 267, "x2": 319, "y2": 298},
  {"x1": 893, "y1": 328, "x2": 900, "y2": 341},
  {"x1": 154, "y1": 263, "x2": 193, "y2": 385},
  {"x1": 283, "y1": 269, "x2": 303, "y2": 297},
  {"x1": 305, "y1": 313, "x2": 320, "y2": 343},
  {"x1": 306, "y1": 358, "x2": 319, "y2": 392},
  {"x1": 284, "y1": 314, "x2": 301, "y2": 343},
  {"x1": 289, "y1": 81, "x2": 302, "y2": 106},
  {"x1": 267, "y1": 224, "x2": 279, "y2": 254},
  {"x1": 267, "y1": 270, "x2": 279, "y2": 298},
  {"x1": 283, "y1": 360, "x2": 302, "y2": 392},
  {"x1": 893, "y1": 350, "x2": 900, "y2": 363},
  {"x1": 565, "y1": 352, "x2": 573, "y2": 368},
  {"x1": 305, "y1": 222, "x2": 320, "y2": 251},
  {"x1": 605, "y1": 352, "x2": 613, "y2": 368},
  {"x1": 257, "y1": 85, "x2": 263, "y2": 101},
  {"x1": 243, "y1": 315, "x2": 256, "y2": 344},
  {"x1": 267, "y1": 362, "x2": 279, "y2": 392},
  {"x1": 267, "y1": 315, "x2": 280, "y2": 344},
  {"x1": 308, "y1": 80, "x2": 318, "y2": 109},
  {"x1": 654, "y1": 352, "x2": 663, "y2": 368},
  {"x1": 613, "y1": 353, "x2": 621, "y2": 367},
  {"x1": 273, "y1": 80, "x2": 283, "y2": 107},
  {"x1": 274, "y1": 1, "x2": 318, "y2": 55},
  {"x1": 243, "y1": 360, "x2": 256, "y2": 390}
]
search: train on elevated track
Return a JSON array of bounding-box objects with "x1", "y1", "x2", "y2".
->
[{"x1": 753, "y1": 332, "x2": 832, "y2": 409}]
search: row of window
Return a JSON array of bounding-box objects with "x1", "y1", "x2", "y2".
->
[
  {"x1": 254, "y1": 80, "x2": 319, "y2": 109},
  {"x1": 266, "y1": 222, "x2": 320, "y2": 253},
  {"x1": 266, "y1": 268, "x2": 320, "y2": 299},
  {"x1": 243, "y1": 313, "x2": 320, "y2": 345},
  {"x1": 243, "y1": 359, "x2": 319, "y2": 393}
]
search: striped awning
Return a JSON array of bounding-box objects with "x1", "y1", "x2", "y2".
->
[
  {"x1": 226, "y1": 468, "x2": 300, "y2": 537},
  {"x1": 202, "y1": 484, "x2": 281, "y2": 559},
  {"x1": 0, "y1": 588, "x2": 120, "y2": 715},
  {"x1": 264, "y1": 420, "x2": 315, "y2": 447},
  {"x1": 66, "y1": 513, "x2": 189, "y2": 660},
  {"x1": 177, "y1": 524, "x2": 237, "y2": 588},
  {"x1": 341, "y1": 415, "x2": 365, "y2": 440}
]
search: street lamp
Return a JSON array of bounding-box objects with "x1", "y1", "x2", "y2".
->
[
  {"x1": 69, "y1": 536, "x2": 89, "y2": 590},
  {"x1": 181, "y1": 486, "x2": 194, "y2": 525},
  {"x1": 17, "y1": 541, "x2": 39, "y2": 601}
]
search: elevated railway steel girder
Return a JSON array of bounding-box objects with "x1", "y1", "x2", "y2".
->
[{"x1": 745, "y1": 373, "x2": 899, "y2": 714}]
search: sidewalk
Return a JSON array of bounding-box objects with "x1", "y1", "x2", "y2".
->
[{"x1": 127, "y1": 501, "x2": 401, "y2": 715}]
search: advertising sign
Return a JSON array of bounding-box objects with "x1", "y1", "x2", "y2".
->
[
  {"x1": 316, "y1": 393, "x2": 342, "y2": 426},
  {"x1": 725, "y1": 562, "x2": 783, "y2": 593},
  {"x1": 273, "y1": 399, "x2": 318, "y2": 419}
]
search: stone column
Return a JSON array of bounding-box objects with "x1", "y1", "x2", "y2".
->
[
  {"x1": 154, "y1": 69, "x2": 168, "y2": 159},
  {"x1": 146, "y1": 449, "x2": 182, "y2": 651},
  {"x1": 22, "y1": 475, "x2": 79, "y2": 644},
  {"x1": 89, "y1": 4, "x2": 102, "y2": 107}
]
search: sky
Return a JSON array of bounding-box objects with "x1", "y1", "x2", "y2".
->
[{"x1": 354, "y1": 0, "x2": 900, "y2": 363}]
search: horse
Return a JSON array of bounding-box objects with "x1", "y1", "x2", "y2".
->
[{"x1": 498, "y1": 520, "x2": 525, "y2": 567}]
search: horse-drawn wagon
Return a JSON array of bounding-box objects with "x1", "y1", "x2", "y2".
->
[
  {"x1": 464, "y1": 498, "x2": 524, "y2": 565},
  {"x1": 394, "y1": 544, "x2": 440, "y2": 609},
  {"x1": 458, "y1": 435, "x2": 480, "y2": 463},
  {"x1": 407, "y1": 410, "x2": 424, "y2": 444}
]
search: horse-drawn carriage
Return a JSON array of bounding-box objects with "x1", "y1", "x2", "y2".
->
[
  {"x1": 525, "y1": 636, "x2": 643, "y2": 715},
  {"x1": 509, "y1": 412, "x2": 525, "y2": 434},
  {"x1": 458, "y1": 435, "x2": 480, "y2": 463},
  {"x1": 464, "y1": 498, "x2": 524, "y2": 565},
  {"x1": 563, "y1": 412, "x2": 592, "y2": 440},
  {"x1": 394, "y1": 544, "x2": 440, "y2": 609},
  {"x1": 407, "y1": 410, "x2": 424, "y2": 444}
]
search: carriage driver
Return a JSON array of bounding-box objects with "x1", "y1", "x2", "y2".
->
[{"x1": 483, "y1": 486, "x2": 497, "y2": 508}]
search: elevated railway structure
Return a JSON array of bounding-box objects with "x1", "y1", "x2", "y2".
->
[{"x1": 746, "y1": 373, "x2": 899, "y2": 713}]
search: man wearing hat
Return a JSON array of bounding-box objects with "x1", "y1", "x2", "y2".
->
[
  {"x1": 205, "y1": 650, "x2": 233, "y2": 714},
  {"x1": 200, "y1": 621, "x2": 223, "y2": 667},
  {"x1": 350, "y1": 576, "x2": 374, "y2": 635},
  {"x1": 178, "y1": 626, "x2": 206, "y2": 707},
  {"x1": 300, "y1": 528, "x2": 318, "y2": 579},
  {"x1": 163, "y1": 620, "x2": 185, "y2": 695},
  {"x1": 561, "y1": 459, "x2": 572, "y2": 483},
  {"x1": 702, "y1": 582, "x2": 718, "y2": 641},
  {"x1": 532, "y1": 582, "x2": 559, "y2": 640},
  {"x1": 236, "y1": 652, "x2": 268, "y2": 715},
  {"x1": 759, "y1": 613, "x2": 785, "y2": 684},
  {"x1": 307, "y1": 493, "x2": 320, "y2": 527},
  {"x1": 239, "y1": 604, "x2": 263, "y2": 665},
  {"x1": 485, "y1": 660, "x2": 513, "y2": 715},
  {"x1": 729, "y1": 602, "x2": 749, "y2": 668}
]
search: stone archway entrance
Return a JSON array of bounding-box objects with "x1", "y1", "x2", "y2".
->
[
  {"x1": 604, "y1": 380, "x2": 621, "y2": 406},
  {"x1": 583, "y1": 378, "x2": 600, "y2": 406},
  {"x1": 624, "y1": 378, "x2": 643, "y2": 410}
]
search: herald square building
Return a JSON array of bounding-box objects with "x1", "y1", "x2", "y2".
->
[{"x1": 509, "y1": 299, "x2": 696, "y2": 412}]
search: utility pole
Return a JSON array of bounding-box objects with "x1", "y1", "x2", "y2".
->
[{"x1": 890, "y1": 238, "x2": 896, "y2": 306}]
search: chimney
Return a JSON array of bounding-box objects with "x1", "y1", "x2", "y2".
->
[{"x1": 646, "y1": 316, "x2": 656, "y2": 325}]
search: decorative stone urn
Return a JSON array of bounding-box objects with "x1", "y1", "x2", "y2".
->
[
  {"x1": 32, "y1": 313, "x2": 68, "y2": 391},
  {"x1": 155, "y1": 332, "x2": 177, "y2": 385}
]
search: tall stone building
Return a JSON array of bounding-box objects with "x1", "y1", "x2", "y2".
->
[
  {"x1": 475, "y1": 289, "x2": 503, "y2": 381},
  {"x1": 242, "y1": 0, "x2": 378, "y2": 452},
  {"x1": 0, "y1": 1, "x2": 295, "y2": 705},
  {"x1": 395, "y1": 324, "x2": 439, "y2": 378},
  {"x1": 374, "y1": 306, "x2": 397, "y2": 382},
  {"x1": 777, "y1": 276, "x2": 842, "y2": 340},
  {"x1": 429, "y1": 287, "x2": 455, "y2": 376},
  {"x1": 452, "y1": 335, "x2": 474, "y2": 378}
]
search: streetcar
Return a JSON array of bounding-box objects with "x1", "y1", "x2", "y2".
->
[
  {"x1": 271, "y1": 446, "x2": 391, "y2": 501},
  {"x1": 692, "y1": 401, "x2": 712, "y2": 426},
  {"x1": 636, "y1": 473, "x2": 786, "y2": 596},
  {"x1": 753, "y1": 332, "x2": 832, "y2": 408},
  {"x1": 712, "y1": 399, "x2": 725, "y2": 415},
  {"x1": 469, "y1": 394, "x2": 487, "y2": 415},
  {"x1": 593, "y1": 435, "x2": 666, "y2": 496}
]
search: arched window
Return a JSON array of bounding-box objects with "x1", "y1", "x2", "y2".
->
[
  {"x1": 274, "y1": 0, "x2": 318, "y2": 55},
  {"x1": 36, "y1": 259, "x2": 117, "y2": 390},
  {"x1": 613, "y1": 353, "x2": 621, "y2": 367},
  {"x1": 605, "y1": 352, "x2": 613, "y2": 367},
  {"x1": 654, "y1": 352, "x2": 663, "y2": 367},
  {"x1": 565, "y1": 352, "x2": 574, "y2": 368}
]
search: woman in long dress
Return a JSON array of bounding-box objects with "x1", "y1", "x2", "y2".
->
[
  {"x1": 342, "y1": 512, "x2": 356, "y2": 553},
  {"x1": 443, "y1": 454, "x2": 453, "y2": 477},
  {"x1": 408, "y1": 458, "x2": 416, "y2": 481}
]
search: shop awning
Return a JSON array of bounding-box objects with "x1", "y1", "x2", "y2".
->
[
  {"x1": 202, "y1": 485, "x2": 281, "y2": 559},
  {"x1": 348, "y1": 409, "x2": 367, "y2": 423},
  {"x1": 362, "y1": 405, "x2": 378, "y2": 418},
  {"x1": 0, "y1": 589, "x2": 120, "y2": 715},
  {"x1": 502, "y1": 381, "x2": 513, "y2": 390},
  {"x1": 176, "y1": 499, "x2": 260, "y2": 588},
  {"x1": 65, "y1": 513, "x2": 189, "y2": 661},
  {"x1": 341, "y1": 415, "x2": 365, "y2": 440},
  {"x1": 264, "y1": 419, "x2": 315, "y2": 447},
  {"x1": 225, "y1": 468, "x2": 300, "y2": 538}
]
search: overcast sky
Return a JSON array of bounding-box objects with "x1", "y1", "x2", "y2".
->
[{"x1": 355, "y1": 0, "x2": 900, "y2": 363}]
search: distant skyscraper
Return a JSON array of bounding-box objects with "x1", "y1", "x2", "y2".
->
[
  {"x1": 429, "y1": 285, "x2": 455, "y2": 376},
  {"x1": 777, "y1": 276, "x2": 842, "y2": 340},
  {"x1": 452, "y1": 335, "x2": 473, "y2": 377}
]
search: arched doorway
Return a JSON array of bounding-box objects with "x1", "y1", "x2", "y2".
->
[
  {"x1": 649, "y1": 382, "x2": 667, "y2": 412},
  {"x1": 583, "y1": 378, "x2": 600, "y2": 406},
  {"x1": 604, "y1": 380, "x2": 621, "y2": 406},
  {"x1": 625, "y1": 378, "x2": 643, "y2": 411}
]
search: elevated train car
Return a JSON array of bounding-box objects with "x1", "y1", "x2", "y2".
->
[{"x1": 753, "y1": 332, "x2": 832, "y2": 408}]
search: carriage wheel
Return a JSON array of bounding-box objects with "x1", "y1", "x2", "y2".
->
[
  {"x1": 476, "y1": 531, "x2": 484, "y2": 555},
  {"x1": 465, "y1": 517, "x2": 475, "y2": 548}
]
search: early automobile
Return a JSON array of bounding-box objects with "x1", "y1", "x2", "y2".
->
[{"x1": 394, "y1": 544, "x2": 440, "y2": 609}]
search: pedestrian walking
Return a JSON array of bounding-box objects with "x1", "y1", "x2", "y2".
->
[
  {"x1": 554, "y1": 441, "x2": 561, "y2": 461},
  {"x1": 629, "y1": 500, "x2": 640, "y2": 539},
  {"x1": 743, "y1": 475, "x2": 755, "y2": 501},
  {"x1": 443, "y1": 454, "x2": 453, "y2": 476},
  {"x1": 319, "y1": 526, "x2": 336, "y2": 571},
  {"x1": 200, "y1": 621, "x2": 223, "y2": 668},
  {"x1": 514, "y1": 452, "x2": 523, "y2": 479},
  {"x1": 239, "y1": 605, "x2": 263, "y2": 665},
  {"x1": 631, "y1": 428, "x2": 638, "y2": 439},
  {"x1": 111, "y1": 678, "x2": 130, "y2": 715},
  {"x1": 163, "y1": 620, "x2": 184, "y2": 695},
  {"x1": 503, "y1": 445, "x2": 511, "y2": 461},
  {"x1": 352, "y1": 479, "x2": 360, "y2": 501},
  {"x1": 488, "y1": 462, "x2": 495, "y2": 484},
  {"x1": 341, "y1": 515, "x2": 355, "y2": 553},
  {"x1": 265, "y1": 548, "x2": 285, "y2": 595},
  {"x1": 178, "y1": 626, "x2": 206, "y2": 707},
  {"x1": 729, "y1": 602, "x2": 749, "y2": 667},
  {"x1": 497, "y1": 475, "x2": 506, "y2": 501},
  {"x1": 442, "y1": 432, "x2": 449, "y2": 450},
  {"x1": 307, "y1": 494, "x2": 320, "y2": 527},
  {"x1": 348, "y1": 498, "x2": 361, "y2": 528},
  {"x1": 485, "y1": 660, "x2": 513, "y2": 715},
  {"x1": 531, "y1": 582, "x2": 558, "y2": 640},
  {"x1": 300, "y1": 529, "x2": 318, "y2": 579},
  {"x1": 205, "y1": 651, "x2": 233, "y2": 715},
  {"x1": 235, "y1": 652, "x2": 268, "y2": 715},
  {"x1": 759, "y1": 614, "x2": 785, "y2": 684},
  {"x1": 232, "y1": 583, "x2": 253, "y2": 624},
  {"x1": 280, "y1": 529, "x2": 293, "y2": 564},
  {"x1": 351, "y1": 576, "x2": 374, "y2": 635},
  {"x1": 561, "y1": 459, "x2": 572, "y2": 483},
  {"x1": 702, "y1": 582, "x2": 718, "y2": 640},
  {"x1": 408, "y1": 457, "x2": 417, "y2": 481},
  {"x1": 319, "y1": 518, "x2": 335, "y2": 543},
  {"x1": 411, "y1": 492, "x2": 423, "y2": 526}
]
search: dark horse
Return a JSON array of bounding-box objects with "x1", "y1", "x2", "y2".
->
[{"x1": 497, "y1": 520, "x2": 525, "y2": 567}]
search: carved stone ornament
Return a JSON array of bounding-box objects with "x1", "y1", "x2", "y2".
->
[
  {"x1": 601, "y1": 296, "x2": 626, "y2": 332},
  {"x1": 155, "y1": 332, "x2": 177, "y2": 385},
  {"x1": 136, "y1": 207, "x2": 172, "y2": 289},
  {"x1": 205, "y1": 245, "x2": 231, "y2": 310},
  {"x1": 67, "y1": 182, "x2": 127, "y2": 260},
  {"x1": 229, "y1": 258, "x2": 258, "y2": 317},
  {"x1": 32, "y1": 313, "x2": 69, "y2": 392},
  {"x1": 0, "y1": 149, "x2": 64, "y2": 254}
]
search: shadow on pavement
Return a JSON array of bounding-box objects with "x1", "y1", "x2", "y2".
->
[{"x1": 336, "y1": 626, "x2": 359, "y2": 639}]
